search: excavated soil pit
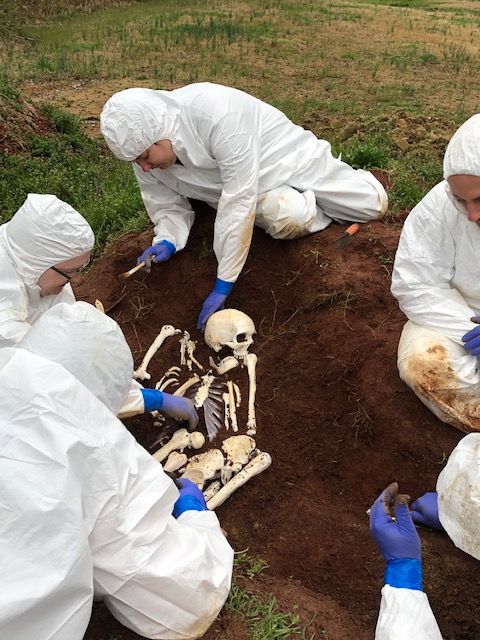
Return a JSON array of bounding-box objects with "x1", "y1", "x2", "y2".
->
[{"x1": 76, "y1": 199, "x2": 480, "y2": 640}]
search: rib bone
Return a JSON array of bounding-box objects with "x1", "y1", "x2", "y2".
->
[
  {"x1": 245, "y1": 353, "x2": 257, "y2": 435},
  {"x1": 153, "y1": 428, "x2": 205, "y2": 463},
  {"x1": 134, "y1": 325, "x2": 181, "y2": 380},
  {"x1": 173, "y1": 374, "x2": 200, "y2": 396},
  {"x1": 207, "y1": 451, "x2": 272, "y2": 510}
]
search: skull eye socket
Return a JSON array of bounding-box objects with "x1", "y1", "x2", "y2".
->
[{"x1": 236, "y1": 332, "x2": 248, "y2": 343}]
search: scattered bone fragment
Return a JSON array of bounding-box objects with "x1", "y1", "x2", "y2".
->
[
  {"x1": 182, "y1": 449, "x2": 225, "y2": 488},
  {"x1": 245, "y1": 353, "x2": 258, "y2": 435},
  {"x1": 134, "y1": 325, "x2": 181, "y2": 381},
  {"x1": 173, "y1": 374, "x2": 200, "y2": 396},
  {"x1": 156, "y1": 366, "x2": 181, "y2": 390},
  {"x1": 94, "y1": 299, "x2": 105, "y2": 313},
  {"x1": 227, "y1": 381, "x2": 238, "y2": 433},
  {"x1": 209, "y1": 355, "x2": 239, "y2": 375},
  {"x1": 221, "y1": 435, "x2": 256, "y2": 484},
  {"x1": 153, "y1": 428, "x2": 205, "y2": 463},
  {"x1": 207, "y1": 451, "x2": 272, "y2": 510},
  {"x1": 203, "y1": 480, "x2": 222, "y2": 502},
  {"x1": 163, "y1": 451, "x2": 188, "y2": 473},
  {"x1": 204, "y1": 309, "x2": 256, "y2": 358}
]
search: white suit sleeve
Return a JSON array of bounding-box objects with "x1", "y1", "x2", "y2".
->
[
  {"x1": 92, "y1": 426, "x2": 234, "y2": 640},
  {"x1": 391, "y1": 185, "x2": 475, "y2": 344},
  {"x1": 375, "y1": 586, "x2": 442, "y2": 640},
  {"x1": 117, "y1": 378, "x2": 145, "y2": 419},
  {"x1": 209, "y1": 112, "x2": 259, "y2": 283},
  {"x1": 0, "y1": 261, "x2": 32, "y2": 345},
  {"x1": 133, "y1": 163, "x2": 195, "y2": 251}
]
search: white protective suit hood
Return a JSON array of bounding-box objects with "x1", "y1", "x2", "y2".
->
[
  {"x1": 443, "y1": 113, "x2": 480, "y2": 179},
  {"x1": 100, "y1": 88, "x2": 182, "y2": 161},
  {"x1": 436, "y1": 432, "x2": 480, "y2": 561},
  {"x1": 2, "y1": 193, "x2": 94, "y2": 287},
  {"x1": 18, "y1": 301, "x2": 133, "y2": 414}
]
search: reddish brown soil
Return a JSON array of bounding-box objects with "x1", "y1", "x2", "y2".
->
[{"x1": 76, "y1": 200, "x2": 480, "y2": 640}]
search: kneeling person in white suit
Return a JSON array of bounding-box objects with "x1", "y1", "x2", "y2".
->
[
  {"x1": 100, "y1": 82, "x2": 388, "y2": 330},
  {"x1": 0, "y1": 301, "x2": 233, "y2": 640},
  {"x1": 0, "y1": 193, "x2": 198, "y2": 426},
  {"x1": 392, "y1": 114, "x2": 480, "y2": 432}
]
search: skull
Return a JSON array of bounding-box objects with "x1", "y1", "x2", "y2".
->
[{"x1": 204, "y1": 309, "x2": 256, "y2": 358}]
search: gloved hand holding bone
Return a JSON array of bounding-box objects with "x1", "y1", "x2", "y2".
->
[
  {"x1": 370, "y1": 482, "x2": 423, "y2": 591},
  {"x1": 137, "y1": 240, "x2": 175, "y2": 268}
]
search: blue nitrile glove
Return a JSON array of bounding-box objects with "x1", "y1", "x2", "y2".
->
[
  {"x1": 141, "y1": 389, "x2": 199, "y2": 428},
  {"x1": 173, "y1": 477, "x2": 208, "y2": 518},
  {"x1": 137, "y1": 239, "x2": 176, "y2": 266},
  {"x1": 462, "y1": 318, "x2": 480, "y2": 355},
  {"x1": 410, "y1": 492, "x2": 443, "y2": 531},
  {"x1": 197, "y1": 278, "x2": 234, "y2": 331},
  {"x1": 370, "y1": 482, "x2": 423, "y2": 590}
]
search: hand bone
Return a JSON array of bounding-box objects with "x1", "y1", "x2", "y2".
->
[
  {"x1": 152, "y1": 428, "x2": 205, "y2": 463},
  {"x1": 134, "y1": 325, "x2": 181, "y2": 380},
  {"x1": 207, "y1": 451, "x2": 272, "y2": 510}
]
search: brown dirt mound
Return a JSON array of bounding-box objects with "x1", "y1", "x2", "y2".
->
[
  {"x1": 0, "y1": 92, "x2": 52, "y2": 155},
  {"x1": 76, "y1": 201, "x2": 480, "y2": 640}
]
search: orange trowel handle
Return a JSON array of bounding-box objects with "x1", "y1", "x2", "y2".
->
[{"x1": 345, "y1": 223, "x2": 360, "y2": 237}]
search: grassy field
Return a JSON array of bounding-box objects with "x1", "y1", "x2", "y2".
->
[{"x1": 2, "y1": 0, "x2": 480, "y2": 245}]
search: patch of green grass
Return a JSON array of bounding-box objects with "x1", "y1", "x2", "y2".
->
[
  {"x1": 228, "y1": 551, "x2": 315, "y2": 640},
  {"x1": 0, "y1": 103, "x2": 147, "y2": 252}
]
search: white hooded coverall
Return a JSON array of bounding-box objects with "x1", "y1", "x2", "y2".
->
[
  {"x1": 391, "y1": 114, "x2": 480, "y2": 431},
  {"x1": 375, "y1": 431, "x2": 480, "y2": 639},
  {"x1": 0, "y1": 302, "x2": 233, "y2": 640},
  {"x1": 0, "y1": 193, "x2": 147, "y2": 418},
  {"x1": 100, "y1": 83, "x2": 387, "y2": 284}
]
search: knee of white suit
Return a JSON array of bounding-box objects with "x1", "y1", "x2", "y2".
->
[
  {"x1": 398, "y1": 321, "x2": 479, "y2": 391},
  {"x1": 255, "y1": 186, "x2": 321, "y2": 239}
]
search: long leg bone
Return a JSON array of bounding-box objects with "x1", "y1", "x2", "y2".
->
[
  {"x1": 134, "y1": 325, "x2": 181, "y2": 380},
  {"x1": 153, "y1": 428, "x2": 205, "y2": 463},
  {"x1": 203, "y1": 480, "x2": 222, "y2": 501},
  {"x1": 207, "y1": 451, "x2": 272, "y2": 510},
  {"x1": 245, "y1": 353, "x2": 257, "y2": 435}
]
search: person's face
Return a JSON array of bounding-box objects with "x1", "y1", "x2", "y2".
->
[
  {"x1": 448, "y1": 174, "x2": 480, "y2": 223},
  {"x1": 37, "y1": 252, "x2": 91, "y2": 297},
  {"x1": 135, "y1": 140, "x2": 177, "y2": 172}
]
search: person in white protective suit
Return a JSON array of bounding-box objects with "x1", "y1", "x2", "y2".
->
[
  {"x1": 370, "y1": 431, "x2": 480, "y2": 639},
  {"x1": 0, "y1": 193, "x2": 198, "y2": 426},
  {"x1": 0, "y1": 301, "x2": 233, "y2": 640},
  {"x1": 391, "y1": 113, "x2": 480, "y2": 432},
  {"x1": 100, "y1": 82, "x2": 388, "y2": 330}
]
